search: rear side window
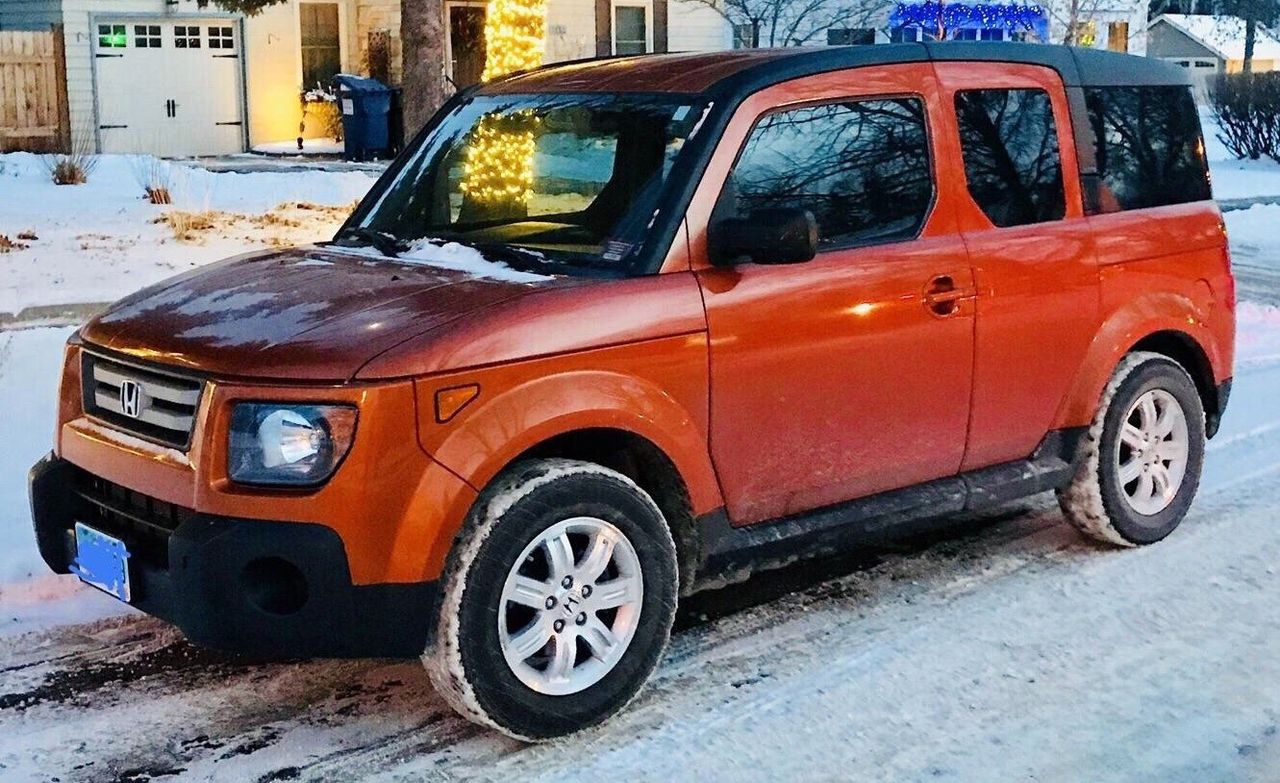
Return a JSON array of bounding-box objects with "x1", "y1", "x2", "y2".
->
[
  {"x1": 1084, "y1": 86, "x2": 1211, "y2": 212},
  {"x1": 954, "y1": 89, "x2": 1066, "y2": 228},
  {"x1": 719, "y1": 98, "x2": 934, "y2": 250}
]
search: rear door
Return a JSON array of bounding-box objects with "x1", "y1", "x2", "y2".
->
[
  {"x1": 688, "y1": 64, "x2": 977, "y2": 526},
  {"x1": 930, "y1": 62, "x2": 1101, "y2": 471}
]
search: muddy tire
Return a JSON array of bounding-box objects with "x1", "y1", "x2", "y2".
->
[
  {"x1": 424, "y1": 459, "x2": 678, "y2": 741},
  {"x1": 1057, "y1": 352, "x2": 1206, "y2": 546}
]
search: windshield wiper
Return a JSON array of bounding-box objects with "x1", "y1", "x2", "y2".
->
[{"x1": 334, "y1": 226, "x2": 407, "y2": 258}]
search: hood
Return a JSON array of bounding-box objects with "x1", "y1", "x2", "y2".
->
[{"x1": 81, "y1": 245, "x2": 560, "y2": 381}]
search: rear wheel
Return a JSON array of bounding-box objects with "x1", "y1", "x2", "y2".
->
[
  {"x1": 1058, "y1": 352, "x2": 1206, "y2": 546},
  {"x1": 425, "y1": 459, "x2": 678, "y2": 740}
]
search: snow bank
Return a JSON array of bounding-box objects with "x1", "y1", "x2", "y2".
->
[{"x1": 1201, "y1": 111, "x2": 1280, "y2": 200}]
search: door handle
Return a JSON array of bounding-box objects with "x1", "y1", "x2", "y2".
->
[{"x1": 923, "y1": 275, "x2": 975, "y2": 317}]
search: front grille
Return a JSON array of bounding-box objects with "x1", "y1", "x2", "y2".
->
[
  {"x1": 82, "y1": 352, "x2": 205, "y2": 450},
  {"x1": 70, "y1": 467, "x2": 195, "y2": 568}
]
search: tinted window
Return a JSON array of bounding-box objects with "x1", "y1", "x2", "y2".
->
[
  {"x1": 1085, "y1": 86, "x2": 1211, "y2": 212},
  {"x1": 955, "y1": 89, "x2": 1066, "y2": 228},
  {"x1": 718, "y1": 98, "x2": 934, "y2": 250}
]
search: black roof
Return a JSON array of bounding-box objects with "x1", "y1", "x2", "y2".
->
[{"x1": 706, "y1": 42, "x2": 1191, "y2": 102}]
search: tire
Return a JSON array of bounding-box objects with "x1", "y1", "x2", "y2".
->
[
  {"x1": 425, "y1": 458, "x2": 679, "y2": 741},
  {"x1": 1057, "y1": 351, "x2": 1206, "y2": 546}
]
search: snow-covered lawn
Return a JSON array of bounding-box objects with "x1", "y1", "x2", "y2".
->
[{"x1": 0, "y1": 153, "x2": 375, "y2": 315}]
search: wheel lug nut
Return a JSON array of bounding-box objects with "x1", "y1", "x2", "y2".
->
[
  {"x1": 553, "y1": 619, "x2": 565, "y2": 632},
  {"x1": 581, "y1": 585, "x2": 592, "y2": 598},
  {"x1": 561, "y1": 576, "x2": 573, "y2": 589},
  {"x1": 545, "y1": 596, "x2": 557, "y2": 609},
  {"x1": 576, "y1": 612, "x2": 587, "y2": 626}
]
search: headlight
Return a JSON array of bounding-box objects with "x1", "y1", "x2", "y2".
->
[{"x1": 228, "y1": 403, "x2": 357, "y2": 487}]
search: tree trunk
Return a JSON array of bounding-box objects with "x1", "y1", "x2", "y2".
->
[
  {"x1": 401, "y1": 0, "x2": 448, "y2": 140},
  {"x1": 1243, "y1": 17, "x2": 1257, "y2": 75}
]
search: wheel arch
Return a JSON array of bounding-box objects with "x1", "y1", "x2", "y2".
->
[{"x1": 1054, "y1": 312, "x2": 1227, "y2": 438}]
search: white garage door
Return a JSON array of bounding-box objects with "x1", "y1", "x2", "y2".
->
[{"x1": 94, "y1": 19, "x2": 244, "y2": 157}]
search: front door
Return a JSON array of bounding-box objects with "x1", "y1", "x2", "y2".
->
[{"x1": 690, "y1": 64, "x2": 976, "y2": 526}]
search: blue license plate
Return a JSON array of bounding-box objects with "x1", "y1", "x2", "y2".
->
[{"x1": 71, "y1": 523, "x2": 132, "y2": 603}]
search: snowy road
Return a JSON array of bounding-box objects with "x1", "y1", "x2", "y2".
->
[{"x1": 1, "y1": 321, "x2": 1279, "y2": 782}]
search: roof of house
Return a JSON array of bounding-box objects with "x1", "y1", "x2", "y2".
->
[
  {"x1": 483, "y1": 42, "x2": 1190, "y2": 98},
  {"x1": 1151, "y1": 14, "x2": 1280, "y2": 61}
]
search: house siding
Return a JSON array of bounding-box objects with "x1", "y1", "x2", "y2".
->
[
  {"x1": 0, "y1": 0, "x2": 63, "y2": 31},
  {"x1": 1147, "y1": 21, "x2": 1221, "y2": 62},
  {"x1": 667, "y1": 1, "x2": 732, "y2": 52}
]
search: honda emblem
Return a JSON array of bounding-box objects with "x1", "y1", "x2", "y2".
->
[{"x1": 119, "y1": 380, "x2": 143, "y2": 418}]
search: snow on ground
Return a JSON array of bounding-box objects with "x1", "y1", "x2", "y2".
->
[
  {"x1": 0, "y1": 153, "x2": 376, "y2": 315},
  {"x1": 1202, "y1": 110, "x2": 1280, "y2": 201},
  {"x1": 252, "y1": 139, "x2": 346, "y2": 156}
]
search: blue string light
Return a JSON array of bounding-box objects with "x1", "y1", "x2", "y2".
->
[{"x1": 889, "y1": 2, "x2": 1049, "y2": 40}]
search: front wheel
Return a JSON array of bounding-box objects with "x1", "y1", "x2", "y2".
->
[
  {"x1": 425, "y1": 459, "x2": 679, "y2": 740},
  {"x1": 1058, "y1": 352, "x2": 1206, "y2": 546}
]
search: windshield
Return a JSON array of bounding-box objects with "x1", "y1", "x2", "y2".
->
[{"x1": 352, "y1": 92, "x2": 707, "y2": 275}]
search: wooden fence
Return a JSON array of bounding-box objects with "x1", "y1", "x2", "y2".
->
[{"x1": 0, "y1": 27, "x2": 69, "y2": 153}]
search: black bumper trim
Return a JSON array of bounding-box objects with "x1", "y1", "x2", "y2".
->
[{"x1": 30, "y1": 454, "x2": 436, "y2": 659}]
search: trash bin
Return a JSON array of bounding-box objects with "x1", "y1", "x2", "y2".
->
[{"x1": 334, "y1": 74, "x2": 393, "y2": 161}]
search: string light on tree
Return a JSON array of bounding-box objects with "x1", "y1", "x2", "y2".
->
[
  {"x1": 459, "y1": 0, "x2": 548, "y2": 216},
  {"x1": 889, "y1": 2, "x2": 1049, "y2": 40}
]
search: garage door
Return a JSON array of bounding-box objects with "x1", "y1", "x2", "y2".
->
[{"x1": 94, "y1": 19, "x2": 244, "y2": 157}]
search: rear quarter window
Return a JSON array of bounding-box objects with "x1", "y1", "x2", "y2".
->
[{"x1": 1084, "y1": 85, "x2": 1211, "y2": 212}]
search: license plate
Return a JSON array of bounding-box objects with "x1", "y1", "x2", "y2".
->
[{"x1": 71, "y1": 523, "x2": 132, "y2": 603}]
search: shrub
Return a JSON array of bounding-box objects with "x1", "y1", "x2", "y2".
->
[
  {"x1": 1208, "y1": 72, "x2": 1280, "y2": 163},
  {"x1": 41, "y1": 130, "x2": 99, "y2": 185},
  {"x1": 129, "y1": 155, "x2": 174, "y2": 204}
]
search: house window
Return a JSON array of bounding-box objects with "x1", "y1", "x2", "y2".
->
[
  {"x1": 98, "y1": 24, "x2": 127, "y2": 48},
  {"x1": 1071, "y1": 20, "x2": 1097, "y2": 47},
  {"x1": 889, "y1": 26, "x2": 920, "y2": 42},
  {"x1": 175, "y1": 25, "x2": 201, "y2": 49},
  {"x1": 208, "y1": 26, "x2": 235, "y2": 50},
  {"x1": 955, "y1": 88, "x2": 1066, "y2": 228},
  {"x1": 955, "y1": 28, "x2": 978, "y2": 40},
  {"x1": 1107, "y1": 21, "x2": 1129, "y2": 52},
  {"x1": 300, "y1": 3, "x2": 341, "y2": 88},
  {"x1": 134, "y1": 25, "x2": 162, "y2": 48},
  {"x1": 733, "y1": 23, "x2": 755, "y2": 48},
  {"x1": 827, "y1": 28, "x2": 875, "y2": 45},
  {"x1": 980, "y1": 28, "x2": 1003, "y2": 41},
  {"x1": 613, "y1": 5, "x2": 648, "y2": 55},
  {"x1": 1194, "y1": 60, "x2": 1216, "y2": 68}
]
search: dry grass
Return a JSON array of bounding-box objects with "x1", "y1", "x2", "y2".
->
[
  {"x1": 154, "y1": 210, "x2": 225, "y2": 242},
  {"x1": 129, "y1": 156, "x2": 174, "y2": 204},
  {"x1": 42, "y1": 130, "x2": 99, "y2": 186},
  {"x1": 153, "y1": 201, "x2": 358, "y2": 244},
  {"x1": 0, "y1": 234, "x2": 29, "y2": 253}
]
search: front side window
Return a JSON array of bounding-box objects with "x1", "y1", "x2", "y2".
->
[
  {"x1": 1085, "y1": 86, "x2": 1211, "y2": 212},
  {"x1": 355, "y1": 93, "x2": 706, "y2": 275},
  {"x1": 717, "y1": 98, "x2": 934, "y2": 251},
  {"x1": 955, "y1": 88, "x2": 1066, "y2": 228}
]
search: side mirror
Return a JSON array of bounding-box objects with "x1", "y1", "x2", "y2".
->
[{"x1": 709, "y1": 207, "x2": 818, "y2": 266}]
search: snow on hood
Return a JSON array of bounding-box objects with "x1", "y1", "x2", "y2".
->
[{"x1": 340, "y1": 239, "x2": 553, "y2": 283}]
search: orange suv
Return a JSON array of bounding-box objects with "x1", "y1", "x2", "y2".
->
[{"x1": 31, "y1": 43, "x2": 1234, "y2": 740}]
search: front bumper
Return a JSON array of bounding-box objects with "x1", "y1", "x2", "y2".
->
[{"x1": 30, "y1": 453, "x2": 437, "y2": 659}]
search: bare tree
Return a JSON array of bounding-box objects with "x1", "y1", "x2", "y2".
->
[{"x1": 678, "y1": 0, "x2": 894, "y2": 47}]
